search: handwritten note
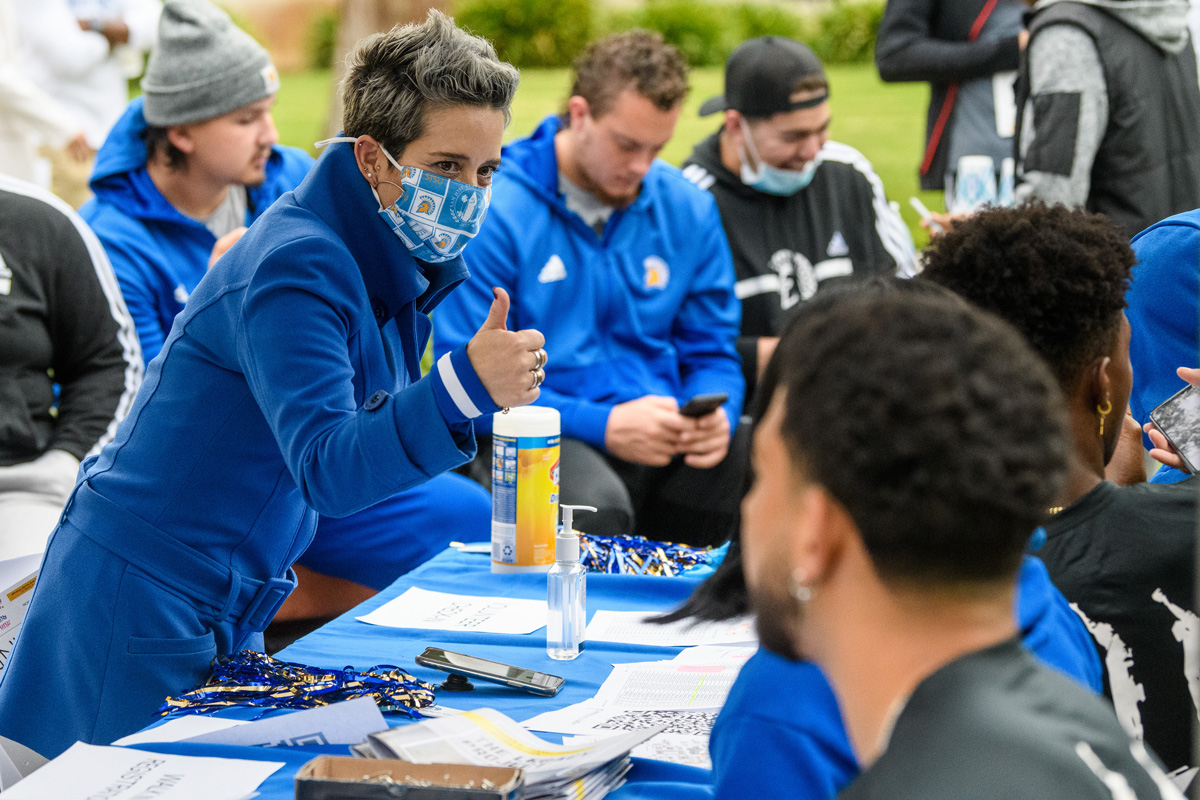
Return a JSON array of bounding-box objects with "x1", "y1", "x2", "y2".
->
[{"x1": 357, "y1": 587, "x2": 548, "y2": 634}]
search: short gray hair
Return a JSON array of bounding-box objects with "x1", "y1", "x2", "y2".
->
[{"x1": 341, "y1": 10, "x2": 519, "y2": 157}]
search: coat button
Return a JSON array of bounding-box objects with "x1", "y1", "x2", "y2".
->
[
  {"x1": 372, "y1": 301, "x2": 386, "y2": 320},
  {"x1": 364, "y1": 390, "x2": 389, "y2": 411}
]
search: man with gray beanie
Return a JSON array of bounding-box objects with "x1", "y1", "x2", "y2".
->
[
  {"x1": 81, "y1": 0, "x2": 310, "y2": 362},
  {"x1": 79, "y1": 0, "x2": 494, "y2": 629},
  {"x1": 681, "y1": 37, "x2": 916, "y2": 402}
]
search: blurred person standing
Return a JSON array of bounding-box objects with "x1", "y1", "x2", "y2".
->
[
  {"x1": 0, "y1": 0, "x2": 89, "y2": 186},
  {"x1": 1014, "y1": 0, "x2": 1200, "y2": 237},
  {"x1": 876, "y1": 0, "x2": 1026, "y2": 206},
  {"x1": 16, "y1": 0, "x2": 159, "y2": 207},
  {"x1": 0, "y1": 173, "x2": 141, "y2": 559}
]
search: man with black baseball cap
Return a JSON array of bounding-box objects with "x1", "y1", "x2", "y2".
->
[{"x1": 683, "y1": 37, "x2": 916, "y2": 400}]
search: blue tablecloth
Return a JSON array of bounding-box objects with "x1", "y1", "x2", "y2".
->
[{"x1": 127, "y1": 548, "x2": 716, "y2": 800}]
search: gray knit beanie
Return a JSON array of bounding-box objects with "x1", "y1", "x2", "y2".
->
[{"x1": 142, "y1": 0, "x2": 280, "y2": 126}]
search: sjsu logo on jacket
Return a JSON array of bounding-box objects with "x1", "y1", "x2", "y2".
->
[{"x1": 643, "y1": 256, "x2": 670, "y2": 290}]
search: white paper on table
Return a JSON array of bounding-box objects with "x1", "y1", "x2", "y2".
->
[
  {"x1": 0, "y1": 555, "x2": 40, "y2": 672},
  {"x1": 112, "y1": 716, "x2": 248, "y2": 746},
  {"x1": 183, "y1": 697, "x2": 387, "y2": 747},
  {"x1": 631, "y1": 733, "x2": 711, "y2": 770},
  {"x1": 670, "y1": 645, "x2": 757, "y2": 666},
  {"x1": 0, "y1": 742, "x2": 283, "y2": 800},
  {"x1": 585, "y1": 611, "x2": 757, "y2": 648},
  {"x1": 592, "y1": 662, "x2": 738, "y2": 711},
  {"x1": 357, "y1": 587, "x2": 548, "y2": 634},
  {"x1": 366, "y1": 707, "x2": 660, "y2": 785}
]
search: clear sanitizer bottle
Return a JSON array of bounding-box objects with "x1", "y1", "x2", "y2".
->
[{"x1": 547, "y1": 504, "x2": 595, "y2": 660}]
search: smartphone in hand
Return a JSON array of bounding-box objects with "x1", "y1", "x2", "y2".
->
[
  {"x1": 1149, "y1": 385, "x2": 1200, "y2": 473},
  {"x1": 679, "y1": 393, "x2": 728, "y2": 419}
]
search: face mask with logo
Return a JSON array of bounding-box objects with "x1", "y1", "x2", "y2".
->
[
  {"x1": 316, "y1": 137, "x2": 491, "y2": 263},
  {"x1": 737, "y1": 118, "x2": 820, "y2": 197}
]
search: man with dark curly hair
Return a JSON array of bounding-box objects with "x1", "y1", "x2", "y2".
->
[
  {"x1": 434, "y1": 31, "x2": 745, "y2": 545},
  {"x1": 745, "y1": 290, "x2": 1180, "y2": 799},
  {"x1": 922, "y1": 203, "x2": 1198, "y2": 785}
]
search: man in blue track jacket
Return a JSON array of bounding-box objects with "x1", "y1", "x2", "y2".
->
[
  {"x1": 435, "y1": 32, "x2": 745, "y2": 546},
  {"x1": 79, "y1": 1, "x2": 492, "y2": 610}
]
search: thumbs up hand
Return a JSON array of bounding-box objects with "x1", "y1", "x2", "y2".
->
[{"x1": 466, "y1": 287, "x2": 547, "y2": 409}]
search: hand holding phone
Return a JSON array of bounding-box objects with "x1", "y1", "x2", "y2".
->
[
  {"x1": 679, "y1": 393, "x2": 728, "y2": 419},
  {"x1": 1148, "y1": 383, "x2": 1200, "y2": 473},
  {"x1": 415, "y1": 647, "x2": 564, "y2": 696}
]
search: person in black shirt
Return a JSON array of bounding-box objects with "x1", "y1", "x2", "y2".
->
[
  {"x1": 743, "y1": 289, "x2": 1180, "y2": 799},
  {"x1": 923, "y1": 203, "x2": 1197, "y2": 786},
  {"x1": 0, "y1": 174, "x2": 141, "y2": 559},
  {"x1": 681, "y1": 37, "x2": 915, "y2": 398}
]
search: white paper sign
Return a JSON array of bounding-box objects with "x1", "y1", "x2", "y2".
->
[
  {"x1": 585, "y1": 611, "x2": 756, "y2": 648},
  {"x1": 0, "y1": 743, "x2": 282, "y2": 800},
  {"x1": 357, "y1": 587, "x2": 548, "y2": 634}
]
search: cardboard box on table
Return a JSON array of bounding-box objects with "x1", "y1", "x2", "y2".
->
[{"x1": 294, "y1": 756, "x2": 523, "y2": 800}]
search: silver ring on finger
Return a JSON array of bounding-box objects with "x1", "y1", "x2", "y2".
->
[
  {"x1": 533, "y1": 348, "x2": 548, "y2": 370},
  {"x1": 529, "y1": 367, "x2": 545, "y2": 390}
]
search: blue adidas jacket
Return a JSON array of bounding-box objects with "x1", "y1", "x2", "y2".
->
[
  {"x1": 1128, "y1": 209, "x2": 1200, "y2": 485},
  {"x1": 433, "y1": 115, "x2": 744, "y2": 447},
  {"x1": 709, "y1": 556, "x2": 1103, "y2": 800},
  {"x1": 80, "y1": 97, "x2": 314, "y2": 362},
  {"x1": 0, "y1": 141, "x2": 497, "y2": 757}
]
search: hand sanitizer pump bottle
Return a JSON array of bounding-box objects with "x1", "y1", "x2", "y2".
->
[{"x1": 547, "y1": 504, "x2": 595, "y2": 660}]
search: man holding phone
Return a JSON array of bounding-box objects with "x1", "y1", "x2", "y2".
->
[
  {"x1": 434, "y1": 32, "x2": 745, "y2": 546},
  {"x1": 681, "y1": 37, "x2": 916, "y2": 398}
]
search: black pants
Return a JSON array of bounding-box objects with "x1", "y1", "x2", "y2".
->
[{"x1": 463, "y1": 427, "x2": 750, "y2": 548}]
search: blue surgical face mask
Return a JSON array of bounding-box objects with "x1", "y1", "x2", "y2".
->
[
  {"x1": 737, "y1": 119, "x2": 820, "y2": 197},
  {"x1": 316, "y1": 137, "x2": 491, "y2": 263}
]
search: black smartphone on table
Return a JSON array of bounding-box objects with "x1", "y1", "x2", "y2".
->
[
  {"x1": 1149, "y1": 384, "x2": 1200, "y2": 473},
  {"x1": 415, "y1": 647, "x2": 565, "y2": 696},
  {"x1": 679, "y1": 392, "x2": 728, "y2": 418}
]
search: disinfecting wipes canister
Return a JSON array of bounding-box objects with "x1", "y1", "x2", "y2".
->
[{"x1": 491, "y1": 406, "x2": 561, "y2": 573}]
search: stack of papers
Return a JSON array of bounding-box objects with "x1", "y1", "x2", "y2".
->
[
  {"x1": 360, "y1": 707, "x2": 662, "y2": 800},
  {"x1": 522, "y1": 645, "x2": 757, "y2": 770}
]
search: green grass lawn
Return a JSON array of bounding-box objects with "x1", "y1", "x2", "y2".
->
[{"x1": 275, "y1": 63, "x2": 942, "y2": 245}]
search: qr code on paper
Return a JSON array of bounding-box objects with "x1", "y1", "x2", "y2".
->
[{"x1": 596, "y1": 710, "x2": 716, "y2": 736}]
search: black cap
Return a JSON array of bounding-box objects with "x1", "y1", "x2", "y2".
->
[{"x1": 699, "y1": 36, "x2": 828, "y2": 117}]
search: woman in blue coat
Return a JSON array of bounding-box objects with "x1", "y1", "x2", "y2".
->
[{"x1": 0, "y1": 6, "x2": 545, "y2": 759}]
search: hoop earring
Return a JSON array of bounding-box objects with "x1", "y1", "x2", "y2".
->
[
  {"x1": 789, "y1": 569, "x2": 814, "y2": 604},
  {"x1": 1097, "y1": 399, "x2": 1112, "y2": 437}
]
